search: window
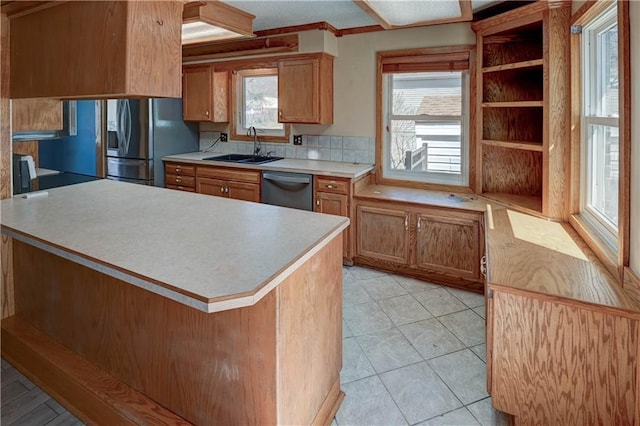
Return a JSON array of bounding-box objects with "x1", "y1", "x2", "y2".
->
[
  {"x1": 581, "y1": 3, "x2": 619, "y2": 248},
  {"x1": 378, "y1": 48, "x2": 471, "y2": 187},
  {"x1": 232, "y1": 68, "x2": 289, "y2": 142}
]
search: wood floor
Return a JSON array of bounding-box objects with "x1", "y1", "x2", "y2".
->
[{"x1": 1, "y1": 358, "x2": 82, "y2": 426}]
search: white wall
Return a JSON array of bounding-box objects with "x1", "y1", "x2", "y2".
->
[{"x1": 629, "y1": 1, "x2": 640, "y2": 274}]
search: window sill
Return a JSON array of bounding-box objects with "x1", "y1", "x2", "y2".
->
[
  {"x1": 376, "y1": 176, "x2": 474, "y2": 195},
  {"x1": 230, "y1": 134, "x2": 289, "y2": 144},
  {"x1": 569, "y1": 213, "x2": 619, "y2": 279}
]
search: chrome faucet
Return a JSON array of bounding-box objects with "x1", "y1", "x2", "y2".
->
[{"x1": 248, "y1": 126, "x2": 261, "y2": 156}]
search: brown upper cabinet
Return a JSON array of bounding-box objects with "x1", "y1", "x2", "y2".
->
[
  {"x1": 8, "y1": 1, "x2": 182, "y2": 99},
  {"x1": 12, "y1": 99, "x2": 62, "y2": 132},
  {"x1": 472, "y1": 1, "x2": 570, "y2": 220},
  {"x1": 278, "y1": 53, "x2": 333, "y2": 124},
  {"x1": 182, "y1": 65, "x2": 229, "y2": 122}
]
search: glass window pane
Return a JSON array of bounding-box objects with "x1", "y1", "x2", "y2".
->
[
  {"x1": 392, "y1": 72, "x2": 462, "y2": 116},
  {"x1": 243, "y1": 75, "x2": 283, "y2": 130},
  {"x1": 389, "y1": 119, "x2": 462, "y2": 174},
  {"x1": 586, "y1": 124, "x2": 618, "y2": 227},
  {"x1": 597, "y1": 23, "x2": 618, "y2": 117}
]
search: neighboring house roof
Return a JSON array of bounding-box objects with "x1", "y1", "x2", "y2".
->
[{"x1": 417, "y1": 95, "x2": 461, "y2": 116}]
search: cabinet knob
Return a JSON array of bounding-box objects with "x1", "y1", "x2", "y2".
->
[
  {"x1": 175, "y1": 168, "x2": 181, "y2": 173},
  {"x1": 176, "y1": 178, "x2": 181, "y2": 183},
  {"x1": 220, "y1": 186, "x2": 224, "y2": 193},
  {"x1": 205, "y1": 110, "x2": 210, "y2": 117},
  {"x1": 316, "y1": 198, "x2": 320, "y2": 206},
  {"x1": 278, "y1": 110, "x2": 282, "y2": 117},
  {"x1": 417, "y1": 217, "x2": 421, "y2": 231},
  {"x1": 404, "y1": 215, "x2": 408, "y2": 230},
  {"x1": 326, "y1": 184, "x2": 334, "y2": 189}
]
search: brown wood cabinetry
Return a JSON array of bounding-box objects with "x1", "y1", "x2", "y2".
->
[
  {"x1": 315, "y1": 176, "x2": 351, "y2": 261},
  {"x1": 196, "y1": 166, "x2": 260, "y2": 202},
  {"x1": 8, "y1": 1, "x2": 182, "y2": 99},
  {"x1": 183, "y1": 65, "x2": 229, "y2": 122},
  {"x1": 355, "y1": 198, "x2": 485, "y2": 291},
  {"x1": 12, "y1": 99, "x2": 62, "y2": 132},
  {"x1": 485, "y1": 205, "x2": 640, "y2": 425},
  {"x1": 414, "y1": 213, "x2": 481, "y2": 280},
  {"x1": 164, "y1": 162, "x2": 196, "y2": 192},
  {"x1": 278, "y1": 54, "x2": 333, "y2": 124},
  {"x1": 472, "y1": 1, "x2": 570, "y2": 219}
]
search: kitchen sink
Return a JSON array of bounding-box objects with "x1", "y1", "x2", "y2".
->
[{"x1": 203, "y1": 154, "x2": 284, "y2": 165}]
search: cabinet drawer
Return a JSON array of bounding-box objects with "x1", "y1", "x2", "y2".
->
[
  {"x1": 165, "y1": 163, "x2": 195, "y2": 177},
  {"x1": 166, "y1": 184, "x2": 195, "y2": 193},
  {"x1": 315, "y1": 177, "x2": 349, "y2": 195},
  {"x1": 166, "y1": 174, "x2": 195, "y2": 187},
  {"x1": 197, "y1": 166, "x2": 261, "y2": 183}
]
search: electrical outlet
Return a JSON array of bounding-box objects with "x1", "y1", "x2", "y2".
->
[
  {"x1": 293, "y1": 135, "x2": 303, "y2": 145},
  {"x1": 220, "y1": 133, "x2": 228, "y2": 142}
]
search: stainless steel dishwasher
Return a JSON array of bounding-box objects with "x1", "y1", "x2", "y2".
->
[{"x1": 262, "y1": 171, "x2": 314, "y2": 211}]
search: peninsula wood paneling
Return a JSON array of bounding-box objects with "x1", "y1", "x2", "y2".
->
[
  {"x1": 1, "y1": 317, "x2": 190, "y2": 425},
  {"x1": 278, "y1": 236, "x2": 343, "y2": 425},
  {"x1": 10, "y1": 1, "x2": 182, "y2": 99},
  {"x1": 13, "y1": 240, "x2": 278, "y2": 425},
  {"x1": 10, "y1": 236, "x2": 343, "y2": 425},
  {"x1": 491, "y1": 289, "x2": 638, "y2": 425}
]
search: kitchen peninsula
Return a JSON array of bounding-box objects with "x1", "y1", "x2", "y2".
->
[{"x1": 0, "y1": 180, "x2": 348, "y2": 424}]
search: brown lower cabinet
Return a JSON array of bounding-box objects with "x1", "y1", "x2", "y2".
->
[
  {"x1": 195, "y1": 166, "x2": 261, "y2": 202},
  {"x1": 355, "y1": 200, "x2": 485, "y2": 291},
  {"x1": 314, "y1": 176, "x2": 351, "y2": 262}
]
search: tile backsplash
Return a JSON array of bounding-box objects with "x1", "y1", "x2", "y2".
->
[{"x1": 199, "y1": 132, "x2": 376, "y2": 164}]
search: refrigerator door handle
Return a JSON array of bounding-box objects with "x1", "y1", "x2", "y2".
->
[{"x1": 116, "y1": 100, "x2": 124, "y2": 156}]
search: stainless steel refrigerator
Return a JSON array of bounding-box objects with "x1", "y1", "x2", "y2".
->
[{"x1": 105, "y1": 98, "x2": 198, "y2": 187}]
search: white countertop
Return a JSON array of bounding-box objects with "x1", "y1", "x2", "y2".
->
[
  {"x1": 163, "y1": 151, "x2": 374, "y2": 179},
  {"x1": 1, "y1": 180, "x2": 348, "y2": 313}
]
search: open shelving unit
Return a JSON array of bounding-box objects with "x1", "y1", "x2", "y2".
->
[{"x1": 472, "y1": 2, "x2": 570, "y2": 219}]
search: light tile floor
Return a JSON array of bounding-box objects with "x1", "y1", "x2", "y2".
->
[
  {"x1": 1, "y1": 265, "x2": 508, "y2": 426},
  {"x1": 335, "y1": 265, "x2": 509, "y2": 426},
  {"x1": 0, "y1": 358, "x2": 83, "y2": 426}
]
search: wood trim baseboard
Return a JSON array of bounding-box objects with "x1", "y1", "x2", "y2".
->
[{"x1": 1, "y1": 316, "x2": 190, "y2": 425}]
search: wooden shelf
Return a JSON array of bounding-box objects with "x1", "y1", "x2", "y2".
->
[
  {"x1": 482, "y1": 101, "x2": 543, "y2": 108},
  {"x1": 482, "y1": 192, "x2": 542, "y2": 214},
  {"x1": 482, "y1": 59, "x2": 543, "y2": 73},
  {"x1": 481, "y1": 139, "x2": 543, "y2": 152}
]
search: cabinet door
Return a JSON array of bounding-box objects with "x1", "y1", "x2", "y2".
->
[
  {"x1": 316, "y1": 192, "x2": 349, "y2": 259},
  {"x1": 196, "y1": 177, "x2": 227, "y2": 198},
  {"x1": 12, "y1": 99, "x2": 63, "y2": 132},
  {"x1": 356, "y1": 205, "x2": 409, "y2": 264},
  {"x1": 183, "y1": 66, "x2": 212, "y2": 121},
  {"x1": 414, "y1": 213, "x2": 481, "y2": 279},
  {"x1": 278, "y1": 58, "x2": 319, "y2": 123},
  {"x1": 183, "y1": 66, "x2": 229, "y2": 122},
  {"x1": 227, "y1": 181, "x2": 260, "y2": 203}
]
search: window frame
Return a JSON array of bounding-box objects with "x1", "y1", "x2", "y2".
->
[
  {"x1": 375, "y1": 45, "x2": 476, "y2": 192},
  {"x1": 231, "y1": 68, "x2": 290, "y2": 144},
  {"x1": 570, "y1": 0, "x2": 630, "y2": 279},
  {"x1": 579, "y1": 4, "x2": 619, "y2": 249},
  {"x1": 382, "y1": 71, "x2": 470, "y2": 186}
]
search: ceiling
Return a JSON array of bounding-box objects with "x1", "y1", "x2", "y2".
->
[{"x1": 224, "y1": 0, "x2": 502, "y2": 33}]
